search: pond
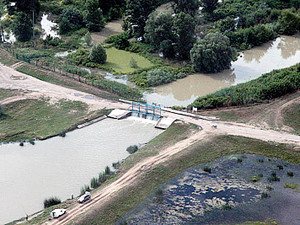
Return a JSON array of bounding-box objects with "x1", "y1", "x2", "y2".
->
[
  {"x1": 144, "y1": 35, "x2": 300, "y2": 107},
  {"x1": 0, "y1": 117, "x2": 163, "y2": 224},
  {"x1": 120, "y1": 154, "x2": 300, "y2": 224}
]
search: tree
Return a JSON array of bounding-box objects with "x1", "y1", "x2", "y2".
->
[
  {"x1": 190, "y1": 32, "x2": 236, "y2": 73},
  {"x1": 123, "y1": 0, "x2": 159, "y2": 39},
  {"x1": 278, "y1": 10, "x2": 300, "y2": 35},
  {"x1": 86, "y1": 0, "x2": 105, "y2": 32},
  {"x1": 58, "y1": 7, "x2": 84, "y2": 34},
  {"x1": 12, "y1": 12, "x2": 33, "y2": 42},
  {"x1": 144, "y1": 12, "x2": 175, "y2": 49},
  {"x1": 89, "y1": 44, "x2": 107, "y2": 64},
  {"x1": 172, "y1": 0, "x2": 200, "y2": 16},
  {"x1": 5, "y1": 0, "x2": 40, "y2": 20},
  {"x1": 172, "y1": 12, "x2": 196, "y2": 59},
  {"x1": 84, "y1": 32, "x2": 92, "y2": 46},
  {"x1": 200, "y1": 0, "x2": 218, "y2": 14}
]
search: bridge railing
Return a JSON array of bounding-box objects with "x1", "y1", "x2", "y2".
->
[{"x1": 130, "y1": 101, "x2": 161, "y2": 118}]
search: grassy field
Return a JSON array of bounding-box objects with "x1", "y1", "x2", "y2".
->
[
  {"x1": 105, "y1": 47, "x2": 154, "y2": 74},
  {"x1": 77, "y1": 134, "x2": 299, "y2": 224},
  {"x1": 283, "y1": 104, "x2": 300, "y2": 135},
  {"x1": 0, "y1": 89, "x2": 24, "y2": 101},
  {"x1": 0, "y1": 48, "x2": 19, "y2": 66},
  {"x1": 0, "y1": 98, "x2": 108, "y2": 143}
]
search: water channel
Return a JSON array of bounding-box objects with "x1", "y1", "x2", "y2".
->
[
  {"x1": 0, "y1": 117, "x2": 162, "y2": 224},
  {"x1": 144, "y1": 35, "x2": 300, "y2": 107}
]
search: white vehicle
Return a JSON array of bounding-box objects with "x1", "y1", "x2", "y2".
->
[
  {"x1": 78, "y1": 191, "x2": 91, "y2": 203},
  {"x1": 50, "y1": 209, "x2": 66, "y2": 218}
]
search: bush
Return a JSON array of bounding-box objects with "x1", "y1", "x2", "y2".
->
[
  {"x1": 287, "y1": 171, "x2": 294, "y2": 177},
  {"x1": 80, "y1": 185, "x2": 91, "y2": 195},
  {"x1": 126, "y1": 145, "x2": 138, "y2": 154},
  {"x1": 89, "y1": 44, "x2": 107, "y2": 64},
  {"x1": 284, "y1": 183, "x2": 298, "y2": 189},
  {"x1": 146, "y1": 69, "x2": 186, "y2": 87},
  {"x1": 250, "y1": 176, "x2": 261, "y2": 182},
  {"x1": 90, "y1": 177, "x2": 100, "y2": 188},
  {"x1": 277, "y1": 165, "x2": 283, "y2": 170},
  {"x1": 85, "y1": 32, "x2": 92, "y2": 46},
  {"x1": 104, "y1": 33, "x2": 130, "y2": 50},
  {"x1": 44, "y1": 197, "x2": 61, "y2": 208},
  {"x1": 203, "y1": 166, "x2": 211, "y2": 173},
  {"x1": 59, "y1": 7, "x2": 84, "y2": 34},
  {"x1": 190, "y1": 32, "x2": 236, "y2": 73},
  {"x1": 105, "y1": 166, "x2": 111, "y2": 175},
  {"x1": 278, "y1": 10, "x2": 300, "y2": 35},
  {"x1": 261, "y1": 192, "x2": 270, "y2": 199},
  {"x1": 129, "y1": 57, "x2": 138, "y2": 68}
]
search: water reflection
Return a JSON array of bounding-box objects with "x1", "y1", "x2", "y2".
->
[{"x1": 145, "y1": 35, "x2": 300, "y2": 107}]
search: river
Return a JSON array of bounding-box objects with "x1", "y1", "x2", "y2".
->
[
  {"x1": 144, "y1": 35, "x2": 300, "y2": 107},
  {"x1": 0, "y1": 117, "x2": 162, "y2": 224}
]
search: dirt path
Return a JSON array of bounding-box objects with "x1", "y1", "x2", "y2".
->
[
  {"x1": 91, "y1": 19, "x2": 123, "y2": 44},
  {"x1": 1, "y1": 63, "x2": 300, "y2": 224}
]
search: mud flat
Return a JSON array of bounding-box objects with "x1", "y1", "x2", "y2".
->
[{"x1": 120, "y1": 154, "x2": 300, "y2": 224}]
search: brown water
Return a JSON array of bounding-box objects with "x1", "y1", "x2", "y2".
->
[
  {"x1": 144, "y1": 35, "x2": 300, "y2": 107},
  {"x1": 0, "y1": 117, "x2": 162, "y2": 224}
]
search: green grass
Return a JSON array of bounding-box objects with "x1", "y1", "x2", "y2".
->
[
  {"x1": 77, "y1": 135, "x2": 299, "y2": 224},
  {"x1": 0, "y1": 48, "x2": 19, "y2": 66},
  {"x1": 0, "y1": 98, "x2": 108, "y2": 142},
  {"x1": 284, "y1": 183, "x2": 299, "y2": 189},
  {"x1": 283, "y1": 104, "x2": 300, "y2": 135},
  {"x1": 0, "y1": 88, "x2": 24, "y2": 101},
  {"x1": 105, "y1": 47, "x2": 154, "y2": 74}
]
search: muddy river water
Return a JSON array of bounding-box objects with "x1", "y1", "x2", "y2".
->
[
  {"x1": 144, "y1": 35, "x2": 300, "y2": 107},
  {"x1": 0, "y1": 117, "x2": 162, "y2": 224}
]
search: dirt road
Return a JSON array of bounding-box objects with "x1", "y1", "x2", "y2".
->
[{"x1": 1, "y1": 63, "x2": 300, "y2": 224}]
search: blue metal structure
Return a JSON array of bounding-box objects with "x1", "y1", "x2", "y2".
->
[{"x1": 130, "y1": 102, "x2": 161, "y2": 118}]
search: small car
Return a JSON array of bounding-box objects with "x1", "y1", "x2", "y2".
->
[
  {"x1": 78, "y1": 191, "x2": 91, "y2": 203},
  {"x1": 50, "y1": 209, "x2": 66, "y2": 218}
]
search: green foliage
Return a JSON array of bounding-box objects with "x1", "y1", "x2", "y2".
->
[
  {"x1": 43, "y1": 197, "x2": 61, "y2": 208},
  {"x1": 85, "y1": 0, "x2": 105, "y2": 32},
  {"x1": 12, "y1": 12, "x2": 33, "y2": 42},
  {"x1": 90, "y1": 177, "x2": 100, "y2": 188},
  {"x1": 278, "y1": 10, "x2": 300, "y2": 35},
  {"x1": 201, "y1": 0, "x2": 218, "y2": 14},
  {"x1": 80, "y1": 185, "x2": 91, "y2": 195},
  {"x1": 203, "y1": 166, "x2": 211, "y2": 173},
  {"x1": 172, "y1": 0, "x2": 200, "y2": 16},
  {"x1": 105, "y1": 166, "x2": 111, "y2": 175},
  {"x1": 129, "y1": 57, "x2": 138, "y2": 68},
  {"x1": 0, "y1": 104, "x2": 3, "y2": 118},
  {"x1": 145, "y1": 12, "x2": 174, "y2": 50},
  {"x1": 227, "y1": 24, "x2": 277, "y2": 50},
  {"x1": 250, "y1": 176, "x2": 261, "y2": 182},
  {"x1": 105, "y1": 33, "x2": 130, "y2": 50},
  {"x1": 284, "y1": 183, "x2": 298, "y2": 189},
  {"x1": 126, "y1": 145, "x2": 138, "y2": 154},
  {"x1": 68, "y1": 48, "x2": 90, "y2": 65},
  {"x1": 84, "y1": 32, "x2": 92, "y2": 46},
  {"x1": 94, "y1": 79, "x2": 142, "y2": 100},
  {"x1": 173, "y1": 12, "x2": 196, "y2": 59},
  {"x1": 123, "y1": 0, "x2": 161, "y2": 38},
  {"x1": 191, "y1": 64, "x2": 300, "y2": 109},
  {"x1": 287, "y1": 171, "x2": 294, "y2": 177},
  {"x1": 190, "y1": 32, "x2": 236, "y2": 73},
  {"x1": 146, "y1": 69, "x2": 187, "y2": 87},
  {"x1": 59, "y1": 7, "x2": 84, "y2": 34},
  {"x1": 89, "y1": 44, "x2": 107, "y2": 64}
]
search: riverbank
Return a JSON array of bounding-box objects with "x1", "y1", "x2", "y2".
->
[{"x1": 76, "y1": 134, "x2": 299, "y2": 224}]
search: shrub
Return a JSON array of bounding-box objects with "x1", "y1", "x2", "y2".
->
[
  {"x1": 237, "y1": 158, "x2": 243, "y2": 163},
  {"x1": 89, "y1": 44, "x2": 107, "y2": 64},
  {"x1": 222, "y1": 203, "x2": 232, "y2": 210},
  {"x1": 80, "y1": 185, "x2": 91, "y2": 195},
  {"x1": 268, "y1": 172, "x2": 280, "y2": 182},
  {"x1": 287, "y1": 171, "x2": 294, "y2": 177},
  {"x1": 104, "y1": 33, "x2": 130, "y2": 50},
  {"x1": 277, "y1": 165, "x2": 283, "y2": 170},
  {"x1": 250, "y1": 176, "x2": 261, "y2": 182},
  {"x1": 0, "y1": 104, "x2": 4, "y2": 118},
  {"x1": 261, "y1": 192, "x2": 270, "y2": 199},
  {"x1": 29, "y1": 139, "x2": 35, "y2": 145},
  {"x1": 90, "y1": 177, "x2": 99, "y2": 188},
  {"x1": 129, "y1": 57, "x2": 138, "y2": 68},
  {"x1": 59, "y1": 131, "x2": 66, "y2": 137},
  {"x1": 44, "y1": 197, "x2": 61, "y2": 208},
  {"x1": 105, "y1": 166, "x2": 111, "y2": 175},
  {"x1": 84, "y1": 32, "x2": 92, "y2": 46},
  {"x1": 19, "y1": 142, "x2": 24, "y2": 146},
  {"x1": 279, "y1": 10, "x2": 300, "y2": 35},
  {"x1": 98, "y1": 172, "x2": 107, "y2": 183},
  {"x1": 147, "y1": 69, "x2": 177, "y2": 87},
  {"x1": 59, "y1": 7, "x2": 84, "y2": 34},
  {"x1": 126, "y1": 145, "x2": 138, "y2": 154},
  {"x1": 284, "y1": 183, "x2": 298, "y2": 189},
  {"x1": 203, "y1": 166, "x2": 211, "y2": 173}
]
